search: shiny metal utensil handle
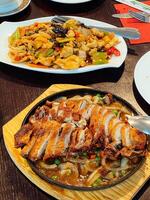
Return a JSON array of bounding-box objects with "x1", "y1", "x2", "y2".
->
[
  {"x1": 126, "y1": 115, "x2": 150, "y2": 135},
  {"x1": 89, "y1": 26, "x2": 141, "y2": 39},
  {"x1": 52, "y1": 16, "x2": 141, "y2": 39},
  {"x1": 129, "y1": 10, "x2": 150, "y2": 23}
]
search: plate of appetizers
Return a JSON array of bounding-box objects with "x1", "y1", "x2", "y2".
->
[
  {"x1": 0, "y1": 16, "x2": 127, "y2": 74},
  {"x1": 134, "y1": 51, "x2": 150, "y2": 104},
  {"x1": 0, "y1": 0, "x2": 31, "y2": 17},
  {"x1": 14, "y1": 88, "x2": 147, "y2": 190}
]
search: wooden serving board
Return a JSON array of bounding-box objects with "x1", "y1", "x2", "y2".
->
[{"x1": 2, "y1": 84, "x2": 150, "y2": 200}]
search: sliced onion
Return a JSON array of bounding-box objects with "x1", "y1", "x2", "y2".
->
[
  {"x1": 86, "y1": 167, "x2": 102, "y2": 186},
  {"x1": 59, "y1": 162, "x2": 79, "y2": 178},
  {"x1": 38, "y1": 161, "x2": 57, "y2": 170}
]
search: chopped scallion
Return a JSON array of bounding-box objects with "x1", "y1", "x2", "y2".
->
[
  {"x1": 96, "y1": 156, "x2": 100, "y2": 161},
  {"x1": 51, "y1": 175, "x2": 58, "y2": 180},
  {"x1": 54, "y1": 158, "x2": 61, "y2": 165},
  {"x1": 112, "y1": 109, "x2": 119, "y2": 116},
  {"x1": 92, "y1": 177, "x2": 102, "y2": 187}
]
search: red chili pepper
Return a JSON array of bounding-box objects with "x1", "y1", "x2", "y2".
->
[
  {"x1": 113, "y1": 47, "x2": 120, "y2": 56},
  {"x1": 55, "y1": 47, "x2": 61, "y2": 52},
  {"x1": 90, "y1": 154, "x2": 96, "y2": 159},
  {"x1": 34, "y1": 22, "x2": 38, "y2": 27},
  {"x1": 15, "y1": 56, "x2": 21, "y2": 61},
  {"x1": 107, "y1": 47, "x2": 120, "y2": 56},
  {"x1": 75, "y1": 32, "x2": 80, "y2": 38}
]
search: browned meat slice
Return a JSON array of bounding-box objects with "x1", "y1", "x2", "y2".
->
[
  {"x1": 108, "y1": 117, "x2": 120, "y2": 137},
  {"x1": 121, "y1": 124, "x2": 131, "y2": 147},
  {"x1": 69, "y1": 128, "x2": 80, "y2": 151},
  {"x1": 43, "y1": 121, "x2": 62, "y2": 160},
  {"x1": 89, "y1": 105, "x2": 101, "y2": 131},
  {"x1": 14, "y1": 124, "x2": 33, "y2": 148},
  {"x1": 57, "y1": 107, "x2": 73, "y2": 123},
  {"x1": 29, "y1": 105, "x2": 50, "y2": 123},
  {"x1": 29, "y1": 102, "x2": 60, "y2": 124},
  {"x1": 74, "y1": 129, "x2": 86, "y2": 150},
  {"x1": 65, "y1": 99, "x2": 88, "y2": 121},
  {"x1": 69, "y1": 127, "x2": 93, "y2": 151},
  {"x1": 73, "y1": 99, "x2": 87, "y2": 113},
  {"x1": 89, "y1": 106, "x2": 106, "y2": 143},
  {"x1": 66, "y1": 99, "x2": 77, "y2": 109},
  {"x1": 130, "y1": 128, "x2": 146, "y2": 150},
  {"x1": 21, "y1": 134, "x2": 38, "y2": 157},
  {"x1": 81, "y1": 104, "x2": 95, "y2": 121},
  {"x1": 28, "y1": 121, "x2": 55, "y2": 161},
  {"x1": 54, "y1": 123, "x2": 75, "y2": 156},
  {"x1": 102, "y1": 111, "x2": 115, "y2": 136},
  {"x1": 110, "y1": 122, "x2": 125, "y2": 145},
  {"x1": 75, "y1": 128, "x2": 93, "y2": 150}
]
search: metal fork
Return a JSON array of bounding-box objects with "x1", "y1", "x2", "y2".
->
[
  {"x1": 52, "y1": 16, "x2": 141, "y2": 39},
  {"x1": 129, "y1": 10, "x2": 150, "y2": 23}
]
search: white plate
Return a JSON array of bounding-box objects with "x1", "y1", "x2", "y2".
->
[
  {"x1": 0, "y1": 0, "x2": 31, "y2": 17},
  {"x1": 50, "y1": 0, "x2": 92, "y2": 4},
  {"x1": 134, "y1": 51, "x2": 150, "y2": 104},
  {"x1": 0, "y1": 16, "x2": 127, "y2": 74}
]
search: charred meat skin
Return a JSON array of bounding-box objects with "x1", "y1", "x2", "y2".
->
[{"x1": 14, "y1": 124, "x2": 33, "y2": 148}]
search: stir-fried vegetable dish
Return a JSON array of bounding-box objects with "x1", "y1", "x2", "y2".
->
[{"x1": 9, "y1": 19, "x2": 120, "y2": 70}]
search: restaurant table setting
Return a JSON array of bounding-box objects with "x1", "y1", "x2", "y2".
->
[{"x1": 0, "y1": 0, "x2": 150, "y2": 200}]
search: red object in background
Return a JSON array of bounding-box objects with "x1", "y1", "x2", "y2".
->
[{"x1": 114, "y1": 1, "x2": 150, "y2": 44}]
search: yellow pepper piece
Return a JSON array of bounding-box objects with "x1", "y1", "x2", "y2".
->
[
  {"x1": 56, "y1": 37, "x2": 75, "y2": 43},
  {"x1": 55, "y1": 55, "x2": 83, "y2": 70}
]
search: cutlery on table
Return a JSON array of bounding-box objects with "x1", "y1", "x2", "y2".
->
[
  {"x1": 114, "y1": 0, "x2": 150, "y2": 14},
  {"x1": 126, "y1": 115, "x2": 150, "y2": 135},
  {"x1": 112, "y1": 10, "x2": 150, "y2": 22},
  {"x1": 52, "y1": 16, "x2": 140, "y2": 39}
]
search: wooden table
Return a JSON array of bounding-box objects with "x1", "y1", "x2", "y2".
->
[{"x1": 0, "y1": 0, "x2": 149, "y2": 199}]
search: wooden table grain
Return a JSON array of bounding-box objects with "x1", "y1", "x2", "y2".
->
[{"x1": 0, "y1": 0, "x2": 149, "y2": 200}]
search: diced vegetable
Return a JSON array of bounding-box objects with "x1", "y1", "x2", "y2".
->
[
  {"x1": 92, "y1": 52, "x2": 108, "y2": 65},
  {"x1": 66, "y1": 168, "x2": 72, "y2": 176},
  {"x1": 51, "y1": 175, "x2": 58, "y2": 180},
  {"x1": 112, "y1": 170, "x2": 116, "y2": 177},
  {"x1": 112, "y1": 109, "x2": 119, "y2": 116},
  {"x1": 81, "y1": 152, "x2": 88, "y2": 158},
  {"x1": 120, "y1": 170, "x2": 126, "y2": 177},
  {"x1": 54, "y1": 158, "x2": 61, "y2": 165},
  {"x1": 90, "y1": 154, "x2": 96, "y2": 159},
  {"x1": 106, "y1": 171, "x2": 114, "y2": 179},
  {"x1": 96, "y1": 94, "x2": 104, "y2": 101},
  {"x1": 56, "y1": 37, "x2": 75, "y2": 43},
  {"x1": 92, "y1": 177, "x2": 102, "y2": 187},
  {"x1": 94, "y1": 60, "x2": 108, "y2": 64},
  {"x1": 45, "y1": 49, "x2": 54, "y2": 57},
  {"x1": 107, "y1": 47, "x2": 120, "y2": 56},
  {"x1": 9, "y1": 28, "x2": 21, "y2": 44},
  {"x1": 95, "y1": 156, "x2": 100, "y2": 161}
]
